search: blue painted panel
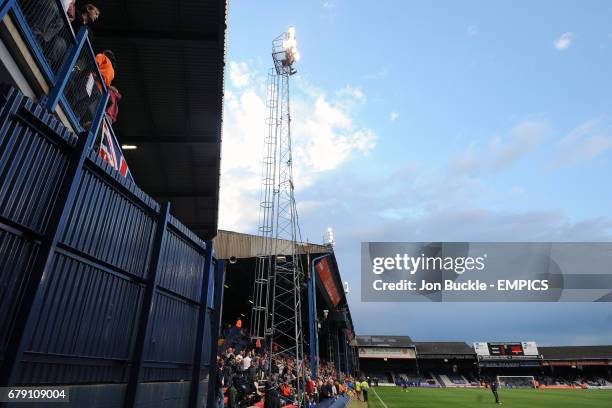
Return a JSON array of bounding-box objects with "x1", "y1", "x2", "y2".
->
[
  {"x1": 0, "y1": 228, "x2": 39, "y2": 352},
  {"x1": 26, "y1": 253, "x2": 142, "y2": 360},
  {"x1": 158, "y1": 229, "x2": 205, "y2": 302},
  {"x1": 145, "y1": 292, "x2": 198, "y2": 365},
  {"x1": 60, "y1": 168, "x2": 157, "y2": 279}
]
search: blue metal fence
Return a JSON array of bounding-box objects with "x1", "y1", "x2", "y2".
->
[
  {"x1": 0, "y1": 1, "x2": 224, "y2": 405},
  {"x1": 0, "y1": 87, "x2": 219, "y2": 407}
]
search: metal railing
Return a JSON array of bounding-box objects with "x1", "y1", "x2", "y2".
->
[
  {"x1": 17, "y1": 0, "x2": 74, "y2": 76},
  {"x1": 61, "y1": 41, "x2": 105, "y2": 130},
  {"x1": 2, "y1": 0, "x2": 109, "y2": 134}
]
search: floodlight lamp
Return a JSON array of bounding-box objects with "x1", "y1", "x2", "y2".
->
[
  {"x1": 326, "y1": 227, "x2": 335, "y2": 245},
  {"x1": 283, "y1": 37, "x2": 297, "y2": 51}
]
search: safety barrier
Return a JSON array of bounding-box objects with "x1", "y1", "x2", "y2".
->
[
  {"x1": 0, "y1": 86, "x2": 222, "y2": 407},
  {"x1": 0, "y1": 0, "x2": 108, "y2": 135}
]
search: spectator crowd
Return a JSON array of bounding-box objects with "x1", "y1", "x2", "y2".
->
[{"x1": 215, "y1": 321, "x2": 368, "y2": 408}]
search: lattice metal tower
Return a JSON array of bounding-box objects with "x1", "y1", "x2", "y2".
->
[
  {"x1": 250, "y1": 69, "x2": 278, "y2": 342},
  {"x1": 250, "y1": 27, "x2": 305, "y2": 405}
]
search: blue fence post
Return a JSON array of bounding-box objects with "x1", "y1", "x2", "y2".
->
[
  {"x1": 188, "y1": 241, "x2": 214, "y2": 408},
  {"x1": 310, "y1": 255, "x2": 327, "y2": 377},
  {"x1": 0, "y1": 0, "x2": 16, "y2": 21},
  {"x1": 123, "y1": 202, "x2": 171, "y2": 408},
  {"x1": 46, "y1": 27, "x2": 88, "y2": 111},
  {"x1": 343, "y1": 331, "x2": 350, "y2": 376},
  {"x1": 308, "y1": 271, "x2": 317, "y2": 377},
  {"x1": 0, "y1": 94, "x2": 101, "y2": 388},
  {"x1": 334, "y1": 326, "x2": 341, "y2": 375},
  {"x1": 207, "y1": 259, "x2": 225, "y2": 408}
]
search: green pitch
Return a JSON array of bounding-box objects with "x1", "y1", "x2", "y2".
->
[{"x1": 364, "y1": 386, "x2": 612, "y2": 408}]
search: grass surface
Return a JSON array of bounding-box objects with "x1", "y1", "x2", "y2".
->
[{"x1": 362, "y1": 386, "x2": 612, "y2": 408}]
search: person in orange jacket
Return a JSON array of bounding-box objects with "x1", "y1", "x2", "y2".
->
[{"x1": 95, "y1": 50, "x2": 116, "y2": 88}]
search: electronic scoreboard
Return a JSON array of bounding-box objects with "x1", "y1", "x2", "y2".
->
[{"x1": 474, "y1": 341, "x2": 539, "y2": 357}]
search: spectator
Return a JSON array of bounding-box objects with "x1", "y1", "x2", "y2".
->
[
  {"x1": 72, "y1": 3, "x2": 100, "y2": 35},
  {"x1": 319, "y1": 379, "x2": 333, "y2": 400},
  {"x1": 31, "y1": 0, "x2": 68, "y2": 66},
  {"x1": 216, "y1": 358, "x2": 225, "y2": 408},
  {"x1": 223, "y1": 357, "x2": 233, "y2": 389},
  {"x1": 264, "y1": 375, "x2": 281, "y2": 408},
  {"x1": 62, "y1": 0, "x2": 76, "y2": 22},
  {"x1": 306, "y1": 375, "x2": 315, "y2": 397},
  {"x1": 96, "y1": 50, "x2": 116, "y2": 88},
  {"x1": 228, "y1": 382, "x2": 238, "y2": 408},
  {"x1": 106, "y1": 86, "x2": 122, "y2": 123}
]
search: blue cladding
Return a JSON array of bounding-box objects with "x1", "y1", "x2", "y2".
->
[
  {"x1": 0, "y1": 99, "x2": 71, "y2": 234},
  {"x1": 18, "y1": 359, "x2": 127, "y2": 385},
  {"x1": 0, "y1": 87, "x2": 217, "y2": 391},
  {"x1": 158, "y1": 229, "x2": 205, "y2": 302},
  {"x1": 0, "y1": 229, "x2": 39, "y2": 352},
  {"x1": 60, "y1": 167, "x2": 157, "y2": 279},
  {"x1": 145, "y1": 292, "x2": 198, "y2": 364},
  {"x1": 27, "y1": 253, "x2": 141, "y2": 359}
]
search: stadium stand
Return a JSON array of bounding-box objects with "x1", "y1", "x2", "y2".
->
[
  {"x1": 539, "y1": 346, "x2": 612, "y2": 389},
  {"x1": 356, "y1": 338, "x2": 612, "y2": 390}
]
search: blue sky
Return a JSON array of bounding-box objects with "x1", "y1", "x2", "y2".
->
[{"x1": 219, "y1": 0, "x2": 612, "y2": 346}]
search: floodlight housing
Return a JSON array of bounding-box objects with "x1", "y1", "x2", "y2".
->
[{"x1": 272, "y1": 27, "x2": 300, "y2": 75}]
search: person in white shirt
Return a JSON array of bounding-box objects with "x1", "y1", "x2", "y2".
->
[{"x1": 242, "y1": 351, "x2": 252, "y2": 371}]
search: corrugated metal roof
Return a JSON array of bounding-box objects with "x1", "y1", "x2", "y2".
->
[
  {"x1": 539, "y1": 346, "x2": 612, "y2": 360},
  {"x1": 356, "y1": 335, "x2": 414, "y2": 348},
  {"x1": 414, "y1": 342, "x2": 475, "y2": 355},
  {"x1": 92, "y1": 0, "x2": 226, "y2": 239},
  {"x1": 213, "y1": 230, "x2": 331, "y2": 259}
]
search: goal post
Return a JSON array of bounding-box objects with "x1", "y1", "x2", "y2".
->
[{"x1": 497, "y1": 376, "x2": 536, "y2": 388}]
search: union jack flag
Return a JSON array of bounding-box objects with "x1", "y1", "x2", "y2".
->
[{"x1": 99, "y1": 120, "x2": 133, "y2": 181}]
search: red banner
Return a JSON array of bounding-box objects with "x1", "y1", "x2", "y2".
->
[{"x1": 316, "y1": 258, "x2": 341, "y2": 306}]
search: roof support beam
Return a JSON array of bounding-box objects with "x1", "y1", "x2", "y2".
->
[
  {"x1": 120, "y1": 137, "x2": 219, "y2": 144},
  {"x1": 148, "y1": 191, "x2": 217, "y2": 198},
  {"x1": 95, "y1": 28, "x2": 218, "y2": 43}
]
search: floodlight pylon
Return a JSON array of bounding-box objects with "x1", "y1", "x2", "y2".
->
[{"x1": 249, "y1": 27, "x2": 306, "y2": 406}]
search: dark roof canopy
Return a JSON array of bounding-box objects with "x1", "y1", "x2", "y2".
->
[
  {"x1": 356, "y1": 336, "x2": 414, "y2": 348},
  {"x1": 414, "y1": 342, "x2": 475, "y2": 356},
  {"x1": 92, "y1": 0, "x2": 226, "y2": 239},
  {"x1": 539, "y1": 346, "x2": 612, "y2": 360}
]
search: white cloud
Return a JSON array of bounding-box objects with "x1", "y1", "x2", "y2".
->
[
  {"x1": 451, "y1": 120, "x2": 551, "y2": 175},
  {"x1": 554, "y1": 32, "x2": 573, "y2": 50},
  {"x1": 390, "y1": 111, "x2": 399, "y2": 121},
  {"x1": 229, "y1": 61, "x2": 252, "y2": 87},
  {"x1": 323, "y1": 1, "x2": 334, "y2": 8},
  {"x1": 364, "y1": 67, "x2": 389, "y2": 80},
  {"x1": 553, "y1": 119, "x2": 612, "y2": 166},
  {"x1": 467, "y1": 25, "x2": 478, "y2": 37},
  {"x1": 219, "y1": 61, "x2": 377, "y2": 231},
  {"x1": 336, "y1": 85, "x2": 366, "y2": 105}
]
